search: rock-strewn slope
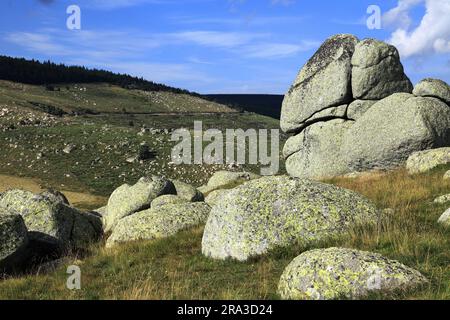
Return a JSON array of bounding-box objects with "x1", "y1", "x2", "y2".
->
[
  {"x1": 202, "y1": 176, "x2": 379, "y2": 261},
  {"x1": 278, "y1": 247, "x2": 427, "y2": 300},
  {"x1": 281, "y1": 34, "x2": 450, "y2": 179}
]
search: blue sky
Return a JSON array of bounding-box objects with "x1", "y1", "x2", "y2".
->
[{"x1": 0, "y1": 0, "x2": 449, "y2": 94}]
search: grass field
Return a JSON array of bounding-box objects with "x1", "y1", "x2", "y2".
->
[
  {"x1": 0, "y1": 165, "x2": 448, "y2": 300},
  {"x1": 0, "y1": 81, "x2": 448, "y2": 300}
]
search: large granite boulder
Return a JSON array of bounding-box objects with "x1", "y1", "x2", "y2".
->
[
  {"x1": 151, "y1": 195, "x2": 188, "y2": 208},
  {"x1": 283, "y1": 119, "x2": 353, "y2": 178},
  {"x1": 0, "y1": 189, "x2": 102, "y2": 250},
  {"x1": 202, "y1": 176, "x2": 379, "y2": 261},
  {"x1": 406, "y1": 147, "x2": 450, "y2": 174},
  {"x1": 104, "y1": 176, "x2": 176, "y2": 232},
  {"x1": 106, "y1": 202, "x2": 211, "y2": 247},
  {"x1": 342, "y1": 94, "x2": 450, "y2": 172},
  {"x1": 413, "y1": 78, "x2": 450, "y2": 105},
  {"x1": 280, "y1": 34, "x2": 358, "y2": 133},
  {"x1": 351, "y1": 39, "x2": 413, "y2": 100},
  {"x1": 278, "y1": 247, "x2": 427, "y2": 300},
  {"x1": 280, "y1": 34, "x2": 450, "y2": 179},
  {"x1": 0, "y1": 211, "x2": 29, "y2": 272}
]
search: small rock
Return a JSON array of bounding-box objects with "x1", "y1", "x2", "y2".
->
[
  {"x1": 434, "y1": 194, "x2": 450, "y2": 204},
  {"x1": 438, "y1": 208, "x2": 450, "y2": 227},
  {"x1": 406, "y1": 148, "x2": 450, "y2": 174}
]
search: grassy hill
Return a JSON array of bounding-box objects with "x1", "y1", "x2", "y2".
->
[
  {"x1": 0, "y1": 81, "x2": 235, "y2": 115},
  {"x1": 205, "y1": 94, "x2": 284, "y2": 119}
]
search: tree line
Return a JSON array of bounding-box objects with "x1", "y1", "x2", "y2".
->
[{"x1": 0, "y1": 55, "x2": 198, "y2": 95}]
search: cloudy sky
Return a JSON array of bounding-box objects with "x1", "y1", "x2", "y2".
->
[{"x1": 0, "y1": 0, "x2": 449, "y2": 93}]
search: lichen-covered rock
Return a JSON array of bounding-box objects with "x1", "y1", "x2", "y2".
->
[
  {"x1": 104, "y1": 176, "x2": 176, "y2": 232},
  {"x1": 0, "y1": 189, "x2": 102, "y2": 250},
  {"x1": 204, "y1": 189, "x2": 231, "y2": 206},
  {"x1": 346, "y1": 100, "x2": 377, "y2": 120},
  {"x1": 151, "y1": 195, "x2": 188, "y2": 208},
  {"x1": 281, "y1": 34, "x2": 358, "y2": 133},
  {"x1": 342, "y1": 94, "x2": 450, "y2": 172},
  {"x1": 202, "y1": 176, "x2": 379, "y2": 261},
  {"x1": 172, "y1": 180, "x2": 204, "y2": 202},
  {"x1": 406, "y1": 148, "x2": 450, "y2": 174},
  {"x1": 0, "y1": 211, "x2": 29, "y2": 272},
  {"x1": 434, "y1": 194, "x2": 450, "y2": 204},
  {"x1": 283, "y1": 119, "x2": 353, "y2": 179},
  {"x1": 413, "y1": 78, "x2": 450, "y2": 105},
  {"x1": 94, "y1": 206, "x2": 107, "y2": 216},
  {"x1": 200, "y1": 171, "x2": 260, "y2": 194},
  {"x1": 106, "y1": 202, "x2": 211, "y2": 247},
  {"x1": 351, "y1": 39, "x2": 413, "y2": 100},
  {"x1": 438, "y1": 208, "x2": 450, "y2": 227},
  {"x1": 278, "y1": 247, "x2": 427, "y2": 300}
]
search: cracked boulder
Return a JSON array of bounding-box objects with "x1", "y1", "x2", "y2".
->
[
  {"x1": 351, "y1": 39, "x2": 413, "y2": 100},
  {"x1": 0, "y1": 189, "x2": 102, "y2": 252},
  {"x1": 278, "y1": 247, "x2": 428, "y2": 300},
  {"x1": 283, "y1": 119, "x2": 353, "y2": 178},
  {"x1": 202, "y1": 176, "x2": 379, "y2": 261},
  {"x1": 280, "y1": 34, "x2": 358, "y2": 133}
]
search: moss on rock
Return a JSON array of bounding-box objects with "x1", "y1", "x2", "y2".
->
[
  {"x1": 278, "y1": 247, "x2": 428, "y2": 300},
  {"x1": 0, "y1": 211, "x2": 29, "y2": 271},
  {"x1": 202, "y1": 176, "x2": 380, "y2": 261},
  {"x1": 106, "y1": 202, "x2": 211, "y2": 247},
  {"x1": 104, "y1": 176, "x2": 176, "y2": 232}
]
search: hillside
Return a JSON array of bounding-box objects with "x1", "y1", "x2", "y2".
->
[
  {"x1": 0, "y1": 80, "x2": 236, "y2": 115},
  {"x1": 205, "y1": 94, "x2": 284, "y2": 119},
  {"x1": 0, "y1": 56, "x2": 195, "y2": 95}
]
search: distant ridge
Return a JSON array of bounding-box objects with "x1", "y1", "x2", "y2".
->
[
  {"x1": 204, "y1": 94, "x2": 284, "y2": 119},
  {"x1": 0, "y1": 55, "x2": 197, "y2": 96}
]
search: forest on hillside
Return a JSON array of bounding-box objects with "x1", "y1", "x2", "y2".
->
[{"x1": 0, "y1": 55, "x2": 196, "y2": 95}]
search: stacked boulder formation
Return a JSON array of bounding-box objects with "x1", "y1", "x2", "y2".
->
[{"x1": 281, "y1": 34, "x2": 450, "y2": 179}]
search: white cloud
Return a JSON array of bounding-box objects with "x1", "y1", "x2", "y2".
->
[
  {"x1": 243, "y1": 41, "x2": 319, "y2": 59},
  {"x1": 383, "y1": 0, "x2": 424, "y2": 29},
  {"x1": 386, "y1": 0, "x2": 450, "y2": 57}
]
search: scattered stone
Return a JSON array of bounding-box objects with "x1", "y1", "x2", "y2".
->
[
  {"x1": 63, "y1": 144, "x2": 77, "y2": 154},
  {"x1": 278, "y1": 247, "x2": 428, "y2": 300},
  {"x1": 351, "y1": 39, "x2": 413, "y2": 100},
  {"x1": 106, "y1": 202, "x2": 211, "y2": 247},
  {"x1": 438, "y1": 208, "x2": 450, "y2": 227},
  {"x1": 434, "y1": 194, "x2": 450, "y2": 204},
  {"x1": 202, "y1": 176, "x2": 379, "y2": 261},
  {"x1": 413, "y1": 78, "x2": 450, "y2": 105},
  {"x1": 103, "y1": 176, "x2": 176, "y2": 232},
  {"x1": 406, "y1": 148, "x2": 450, "y2": 174},
  {"x1": 0, "y1": 211, "x2": 29, "y2": 272}
]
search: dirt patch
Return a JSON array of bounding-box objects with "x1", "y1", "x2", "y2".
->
[{"x1": 0, "y1": 174, "x2": 107, "y2": 210}]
